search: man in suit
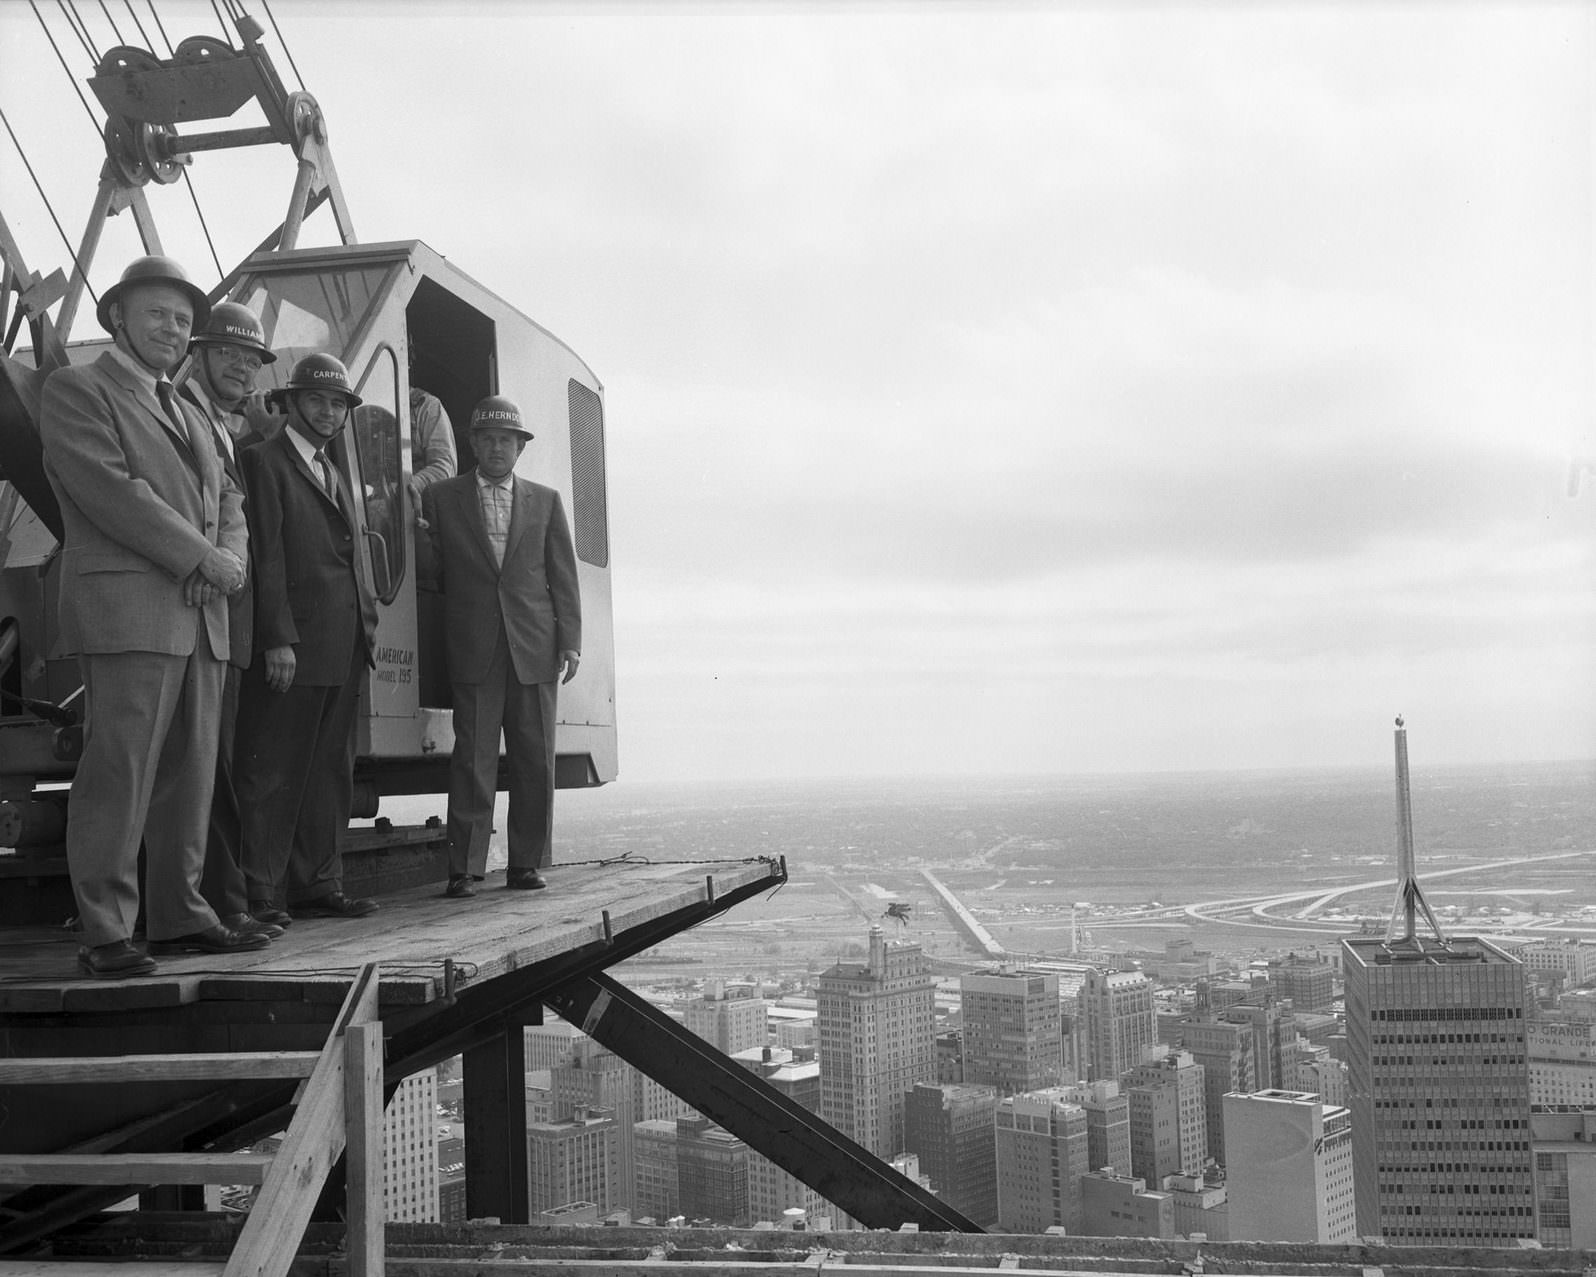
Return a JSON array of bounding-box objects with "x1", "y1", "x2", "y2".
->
[
  {"x1": 40, "y1": 255, "x2": 268, "y2": 978},
  {"x1": 234, "y1": 353, "x2": 379, "y2": 922},
  {"x1": 420, "y1": 395, "x2": 581, "y2": 898},
  {"x1": 177, "y1": 301, "x2": 282, "y2": 941}
]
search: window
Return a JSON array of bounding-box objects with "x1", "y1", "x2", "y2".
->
[
  {"x1": 351, "y1": 347, "x2": 405, "y2": 602},
  {"x1": 567, "y1": 380, "x2": 609, "y2": 567}
]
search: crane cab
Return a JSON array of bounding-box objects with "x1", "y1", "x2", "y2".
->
[{"x1": 227, "y1": 238, "x2": 617, "y2": 804}]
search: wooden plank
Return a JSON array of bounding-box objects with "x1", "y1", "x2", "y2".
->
[
  {"x1": 0, "y1": 1152, "x2": 271, "y2": 1185},
  {"x1": 343, "y1": 1022, "x2": 384, "y2": 1277},
  {"x1": 0, "y1": 1052, "x2": 320, "y2": 1084},
  {"x1": 0, "y1": 1265, "x2": 224, "y2": 1276},
  {"x1": 222, "y1": 965, "x2": 379, "y2": 1277}
]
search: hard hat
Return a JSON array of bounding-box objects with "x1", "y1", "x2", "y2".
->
[
  {"x1": 96, "y1": 255, "x2": 211, "y2": 335},
  {"x1": 281, "y1": 352, "x2": 362, "y2": 407},
  {"x1": 469, "y1": 394, "x2": 532, "y2": 441},
  {"x1": 189, "y1": 301, "x2": 276, "y2": 363}
]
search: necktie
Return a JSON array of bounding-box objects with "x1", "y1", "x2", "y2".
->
[
  {"x1": 316, "y1": 452, "x2": 339, "y2": 502},
  {"x1": 155, "y1": 381, "x2": 193, "y2": 452}
]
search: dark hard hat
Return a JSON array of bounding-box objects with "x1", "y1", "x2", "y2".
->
[
  {"x1": 282, "y1": 352, "x2": 362, "y2": 407},
  {"x1": 190, "y1": 301, "x2": 276, "y2": 363},
  {"x1": 97, "y1": 255, "x2": 211, "y2": 335},
  {"x1": 469, "y1": 394, "x2": 532, "y2": 441}
]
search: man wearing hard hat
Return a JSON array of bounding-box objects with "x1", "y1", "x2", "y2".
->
[
  {"x1": 40, "y1": 255, "x2": 264, "y2": 977},
  {"x1": 419, "y1": 395, "x2": 581, "y2": 899}
]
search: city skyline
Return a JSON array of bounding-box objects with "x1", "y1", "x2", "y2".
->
[{"x1": 1, "y1": 2, "x2": 1592, "y2": 783}]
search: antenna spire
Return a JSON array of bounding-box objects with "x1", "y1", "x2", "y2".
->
[{"x1": 1385, "y1": 716, "x2": 1449, "y2": 948}]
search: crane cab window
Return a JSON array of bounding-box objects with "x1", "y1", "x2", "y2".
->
[{"x1": 351, "y1": 347, "x2": 404, "y2": 602}]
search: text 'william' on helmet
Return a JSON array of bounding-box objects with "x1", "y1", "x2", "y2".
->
[
  {"x1": 282, "y1": 352, "x2": 362, "y2": 407},
  {"x1": 96, "y1": 255, "x2": 211, "y2": 335},
  {"x1": 190, "y1": 301, "x2": 277, "y2": 363},
  {"x1": 469, "y1": 394, "x2": 532, "y2": 441}
]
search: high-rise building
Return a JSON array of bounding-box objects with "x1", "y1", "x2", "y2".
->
[
  {"x1": 631, "y1": 1119, "x2": 681, "y2": 1224},
  {"x1": 729, "y1": 1044, "x2": 831, "y2": 1225},
  {"x1": 903, "y1": 1081, "x2": 999, "y2": 1227},
  {"x1": 993, "y1": 1088, "x2": 1090, "y2": 1234},
  {"x1": 816, "y1": 924, "x2": 937, "y2": 1157},
  {"x1": 959, "y1": 967, "x2": 1063, "y2": 1096},
  {"x1": 382, "y1": 1068, "x2": 440, "y2": 1222},
  {"x1": 1516, "y1": 939, "x2": 1596, "y2": 987},
  {"x1": 1223, "y1": 1089, "x2": 1355, "y2": 1242},
  {"x1": 526, "y1": 1107, "x2": 618, "y2": 1217},
  {"x1": 1269, "y1": 952, "x2": 1337, "y2": 1012},
  {"x1": 1168, "y1": 1016, "x2": 1252, "y2": 1165},
  {"x1": 1222, "y1": 998, "x2": 1297, "y2": 1094},
  {"x1": 552, "y1": 1042, "x2": 639, "y2": 1211},
  {"x1": 1121, "y1": 1049, "x2": 1207, "y2": 1185},
  {"x1": 676, "y1": 1114, "x2": 750, "y2": 1227},
  {"x1": 1078, "y1": 969, "x2": 1156, "y2": 1083},
  {"x1": 1057, "y1": 1080, "x2": 1132, "y2": 1178},
  {"x1": 1292, "y1": 1046, "x2": 1349, "y2": 1110},
  {"x1": 684, "y1": 981, "x2": 768, "y2": 1056},
  {"x1": 1341, "y1": 721, "x2": 1536, "y2": 1245},
  {"x1": 1530, "y1": 1109, "x2": 1596, "y2": 1249},
  {"x1": 1526, "y1": 1013, "x2": 1596, "y2": 1109}
]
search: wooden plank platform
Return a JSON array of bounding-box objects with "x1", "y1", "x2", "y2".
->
[{"x1": 0, "y1": 857, "x2": 783, "y2": 1017}]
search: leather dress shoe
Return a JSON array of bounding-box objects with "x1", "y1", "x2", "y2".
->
[
  {"x1": 505, "y1": 868, "x2": 547, "y2": 890},
  {"x1": 249, "y1": 901, "x2": 293, "y2": 928},
  {"x1": 220, "y1": 911, "x2": 284, "y2": 940},
  {"x1": 445, "y1": 875, "x2": 476, "y2": 899},
  {"x1": 77, "y1": 940, "x2": 157, "y2": 979},
  {"x1": 149, "y1": 924, "x2": 270, "y2": 955},
  {"x1": 293, "y1": 892, "x2": 378, "y2": 919}
]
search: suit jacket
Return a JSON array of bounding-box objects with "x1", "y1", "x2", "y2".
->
[
  {"x1": 240, "y1": 429, "x2": 377, "y2": 686},
  {"x1": 40, "y1": 351, "x2": 243, "y2": 659},
  {"x1": 420, "y1": 472, "x2": 580, "y2": 685},
  {"x1": 178, "y1": 381, "x2": 253, "y2": 668}
]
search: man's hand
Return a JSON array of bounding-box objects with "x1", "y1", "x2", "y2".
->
[
  {"x1": 409, "y1": 477, "x2": 430, "y2": 528},
  {"x1": 264, "y1": 645, "x2": 296, "y2": 693},
  {"x1": 241, "y1": 390, "x2": 287, "y2": 440},
  {"x1": 560, "y1": 650, "x2": 580, "y2": 685},
  {"x1": 198, "y1": 546, "x2": 245, "y2": 595},
  {"x1": 183, "y1": 569, "x2": 218, "y2": 607}
]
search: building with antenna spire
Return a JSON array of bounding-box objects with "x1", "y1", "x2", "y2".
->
[{"x1": 1340, "y1": 719, "x2": 1535, "y2": 1245}]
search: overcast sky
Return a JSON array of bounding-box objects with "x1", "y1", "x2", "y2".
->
[{"x1": 3, "y1": 1, "x2": 1593, "y2": 782}]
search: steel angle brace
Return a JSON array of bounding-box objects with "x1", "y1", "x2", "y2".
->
[{"x1": 541, "y1": 972, "x2": 983, "y2": 1235}]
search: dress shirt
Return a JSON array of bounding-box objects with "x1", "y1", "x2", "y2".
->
[
  {"x1": 476, "y1": 471, "x2": 513, "y2": 568},
  {"x1": 109, "y1": 345, "x2": 191, "y2": 450}
]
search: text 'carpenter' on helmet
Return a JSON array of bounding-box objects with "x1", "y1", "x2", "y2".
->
[
  {"x1": 96, "y1": 255, "x2": 211, "y2": 335},
  {"x1": 283, "y1": 352, "x2": 362, "y2": 407},
  {"x1": 189, "y1": 301, "x2": 276, "y2": 363},
  {"x1": 469, "y1": 394, "x2": 532, "y2": 441}
]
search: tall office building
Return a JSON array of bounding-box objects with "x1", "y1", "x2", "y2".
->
[
  {"x1": 1530, "y1": 1110, "x2": 1596, "y2": 1249},
  {"x1": 552, "y1": 1042, "x2": 639, "y2": 1212},
  {"x1": 960, "y1": 967, "x2": 1063, "y2": 1095},
  {"x1": 1341, "y1": 720, "x2": 1536, "y2": 1245},
  {"x1": 1269, "y1": 952, "x2": 1337, "y2": 1012},
  {"x1": 1058, "y1": 1080, "x2": 1132, "y2": 1178},
  {"x1": 684, "y1": 981, "x2": 768, "y2": 1056},
  {"x1": 382, "y1": 1068, "x2": 440, "y2": 1222},
  {"x1": 729, "y1": 1044, "x2": 832, "y2": 1225},
  {"x1": 1223, "y1": 1089, "x2": 1355, "y2": 1242},
  {"x1": 676, "y1": 1114, "x2": 750, "y2": 1227},
  {"x1": 1168, "y1": 1016, "x2": 1252, "y2": 1166},
  {"x1": 817, "y1": 924, "x2": 937, "y2": 1157},
  {"x1": 632, "y1": 1119, "x2": 681, "y2": 1223},
  {"x1": 1078, "y1": 969, "x2": 1156, "y2": 1084},
  {"x1": 1222, "y1": 998, "x2": 1297, "y2": 1094},
  {"x1": 903, "y1": 1081, "x2": 999, "y2": 1227},
  {"x1": 993, "y1": 1088, "x2": 1090, "y2": 1234},
  {"x1": 526, "y1": 1107, "x2": 618, "y2": 1217},
  {"x1": 1121, "y1": 1049, "x2": 1207, "y2": 1185},
  {"x1": 1526, "y1": 1012, "x2": 1596, "y2": 1109}
]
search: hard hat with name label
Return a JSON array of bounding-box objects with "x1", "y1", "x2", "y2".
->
[
  {"x1": 469, "y1": 394, "x2": 532, "y2": 441},
  {"x1": 281, "y1": 352, "x2": 362, "y2": 407},
  {"x1": 189, "y1": 300, "x2": 277, "y2": 363},
  {"x1": 96, "y1": 254, "x2": 211, "y2": 335}
]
